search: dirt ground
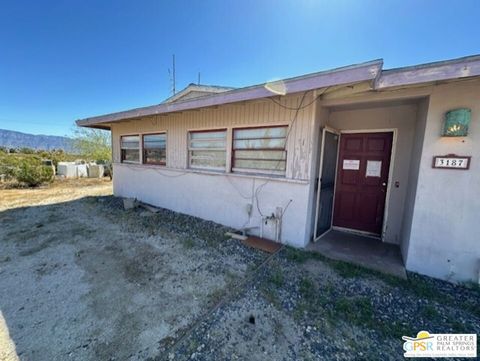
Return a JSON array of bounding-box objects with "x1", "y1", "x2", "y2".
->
[
  {"x1": 0, "y1": 178, "x2": 112, "y2": 211},
  {"x1": 0, "y1": 180, "x2": 266, "y2": 361},
  {"x1": 0, "y1": 180, "x2": 478, "y2": 360}
]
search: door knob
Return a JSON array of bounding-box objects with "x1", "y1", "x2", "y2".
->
[{"x1": 382, "y1": 182, "x2": 387, "y2": 186}]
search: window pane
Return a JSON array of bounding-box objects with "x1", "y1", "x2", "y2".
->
[
  {"x1": 233, "y1": 138, "x2": 286, "y2": 149},
  {"x1": 234, "y1": 150, "x2": 286, "y2": 160},
  {"x1": 234, "y1": 127, "x2": 287, "y2": 140},
  {"x1": 191, "y1": 130, "x2": 226, "y2": 140},
  {"x1": 189, "y1": 130, "x2": 226, "y2": 170},
  {"x1": 121, "y1": 149, "x2": 139, "y2": 162},
  {"x1": 234, "y1": 159, "x2": 286, "y2": 171},
  {"x1": 232, "y1": 126, "x2": 287, "y2": 175},
  {"x1": 190, "y1": 150, "x2": 226, "y2": 168},
  {"x1": 144, "y1": 134, "x2": 166, "y2": 149},
  {"x1": 144, "y1": 149, "x2": 166, "y2": 164},
  {"x1": 121, "y1": 135, "x2": 139, "y2": 149},
  {"x1": 190, "y1": 140, "x2": 226, "y2": 149}
]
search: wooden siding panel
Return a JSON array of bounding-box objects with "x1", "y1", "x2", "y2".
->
[{"x1": 110, "y1": 93, "x2": 315, "y2": 180}]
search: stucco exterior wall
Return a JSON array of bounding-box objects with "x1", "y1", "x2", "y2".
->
[
  {"x1": 110, "y1": 93, "x2": 316, "y2": 247},
  {"x1": 400, "y1": 98, "x2": 429, "y2": 260},
  {"x1": 326, "y1": 103, "x2": 418, "y2": 245},
  {"x1": 405, "y1": 80, "x2": 480, "y2": 282},
  {"x1": 114, "y1": 164, "x2": 311, "y2": 246}
]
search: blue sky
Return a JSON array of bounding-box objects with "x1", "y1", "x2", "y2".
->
[{"x1": 0, "y1": 0, "x2": 479, "y2": 136}]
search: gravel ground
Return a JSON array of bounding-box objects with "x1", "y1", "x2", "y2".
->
[
  {"x1": 0, "y1": 192, "x2": 478, "y2": 360},
  {"x1": 170, "y1": 248, "x2": 480, "y2": 361}
]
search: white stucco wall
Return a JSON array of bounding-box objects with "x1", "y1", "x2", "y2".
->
[
  {"x1": 405, "y1": 80, "x2": 480, "y2": 282},
  {"x1": 110, "y1": 93, "x2": 317, "y2": 247},
  {"x1": 401, "y1": 98, "x2": 429, "y2": 260},
  {"x1": 113, "y1": 164, "x2": 311, "y2": 247}
]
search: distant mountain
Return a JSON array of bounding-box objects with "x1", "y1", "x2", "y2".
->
[{"x1": 0, "y1": 129, "x2": 74, "y2": 151}]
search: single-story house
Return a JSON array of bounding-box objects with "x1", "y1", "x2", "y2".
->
[{"x1": 77, "y1": 55, "x2": 480, "y2": 283}]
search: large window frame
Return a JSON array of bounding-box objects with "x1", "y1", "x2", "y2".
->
[
  {"x1": 142, "y1": 132, "x2": 167, "y2": 166},
  {"x1": 120, "y1": 134, "x2": 140, "y2": 163},
  {"x1": 232, "y1": 125, "x2": 288, "y2": 176},
  {"x1": 188, "y1": 128, "x2": 227, "y2": 172}
]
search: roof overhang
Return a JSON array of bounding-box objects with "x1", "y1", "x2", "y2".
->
[
  {"x1": 76, "y1": 55, "x2": 480, "y2": 129},
  {"x1": 76, "y1": 59, "x2": 383, "y2": 127},
  {"x1": 376, "y1": 54, "x2": 480, "y2": 89}
]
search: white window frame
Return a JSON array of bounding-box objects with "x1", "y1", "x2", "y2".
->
[
  {"x1": 188, "y1": 129, "x2": 227, "y2": 172},
  {"x1": 232, "y1": 125, "x2": 288, "y2": 176},
  {"x1": 120, "y1": 134, "x2": 140, "y2": 164}
]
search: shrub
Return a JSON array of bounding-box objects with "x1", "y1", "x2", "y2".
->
[
  {"x1": 15, "y1": 159, "x2": 54, "y2": 187},
  {"x1": 0, "y1": 154, "x2": 19, "y2": 180}
]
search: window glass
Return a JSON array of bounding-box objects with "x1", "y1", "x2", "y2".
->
[
  {"x1": 233, "y1": 138, "x2": 286, "y2": 149},
  {"x1": 121, "y1": 135, "x2": 140, "y2": 163},
  {"x1": 234, "y1": 127, "x2": 287, "y2": 139},
  {"x1": 188, "y1": 130, "x2": 226, "y2": 171},
  {"x1": 233, "y1": 126, "x2": 287, "y2": 175},
  {"x1": 143, "y1": 133, "x2": 166, "y2": 165}
]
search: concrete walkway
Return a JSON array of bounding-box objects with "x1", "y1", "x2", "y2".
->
[{"x1": 307, "y1": 230, "x2": 407, "y2": 278}]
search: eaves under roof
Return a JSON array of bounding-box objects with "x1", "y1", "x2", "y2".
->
[{"x1": 77, "y1": 55, "x2": 480, "y2": 128}]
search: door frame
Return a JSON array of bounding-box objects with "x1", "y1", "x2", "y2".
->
[
  {"x1": 313, "y1": 127, "x2": 398, "y2": 242},
  {"x1": 333, "y1": 128, "x2": 398, "y2": 240},
  {"x1": 313, "y1": 126, "x2": 340, "y2": 241}
]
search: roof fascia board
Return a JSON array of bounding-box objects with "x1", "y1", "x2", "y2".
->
[
  {"x1": 76, "y1": 60, "x2": 383, "y2": 127},
  {"x1": 320, "y1": 85, "x2": 433, "y2": 108},
  {"x1": 376, "y1": 55, "x2": 480, "y2": 89}
]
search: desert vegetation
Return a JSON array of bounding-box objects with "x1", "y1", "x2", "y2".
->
[
  {"x1": 0, "y1": 128, "x2": 112, "y2": 188},
  {"x1": 0, "y1": 148, "x2": 68, "y2": 187}
]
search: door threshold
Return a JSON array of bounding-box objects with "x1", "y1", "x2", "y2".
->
[{"x1": 331, "y1": 226, "x2": 381, "y2": 240}]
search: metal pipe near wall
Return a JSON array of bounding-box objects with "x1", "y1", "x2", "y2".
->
[{"x1": 275, "y1": 207, "x2": 283, "y2": 243}]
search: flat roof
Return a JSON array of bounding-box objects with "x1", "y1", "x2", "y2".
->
[{"x1": 77, "y1": 55, "x2": 480, "y2": 128}]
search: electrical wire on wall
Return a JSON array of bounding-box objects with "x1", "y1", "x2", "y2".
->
[
  {"x1": 253, "y1": 87, "x2": 330, "y2": 218},
  {"x1": 118, "y1": 86, "x2": 329, "y2": 233},
  {"x1": 252, "y1": 91, "x2": 309, "y2": 218}
]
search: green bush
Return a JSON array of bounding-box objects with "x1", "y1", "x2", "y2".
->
[
  {"x1": 14, "y1": 159, "x2": 54, "y2": 187},
  {"x1": 0, "y1": 154, "x2": 19, "y2": 179}
]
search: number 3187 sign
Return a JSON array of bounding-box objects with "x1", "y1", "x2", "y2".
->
[{"x1": 433, "y1": 155, "x2": 471, "y2": 170}]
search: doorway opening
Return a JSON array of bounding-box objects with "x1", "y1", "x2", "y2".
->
[
  {"x1": 313, "y1": 128, "x2": 339, "y2": 239},
  {"x1": 313, "y1": 129, "x2": 395, "y2": 242}
]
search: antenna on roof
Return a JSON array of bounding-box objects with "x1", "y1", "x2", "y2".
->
[{"x1": 168, "y1": 54, "x2": 176, "y2": 95}]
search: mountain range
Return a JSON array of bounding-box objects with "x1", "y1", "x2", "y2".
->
[{"x1": 0, "y1": 128, "x2": 73, "y2": 151}]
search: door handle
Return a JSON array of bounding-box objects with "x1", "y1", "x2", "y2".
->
[{"x1": 382, "y1": 182, "x2": 387, "y2": 186}]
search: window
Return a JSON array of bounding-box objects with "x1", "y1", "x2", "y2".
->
[
  {"x1": 120, "y1": 135, "x2": 140, "y2": 163},
  {"x1": 188, "y1": 129, "x2": 226, "y2": 171},
  {"x1": 143, "y1": 133, "x2": 166, "y2": 165},
  {"x1": 233, "y1": 126, "x2": 287, "y2": 175}
]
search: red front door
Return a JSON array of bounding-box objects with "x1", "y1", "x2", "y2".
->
[{"x1": 332, "y1": 132, "x2": 393, "y2": 235}]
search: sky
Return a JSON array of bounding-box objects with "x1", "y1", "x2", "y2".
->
[{"x1": 0, "y1": 0, "x2": 479, "y2": 136}]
